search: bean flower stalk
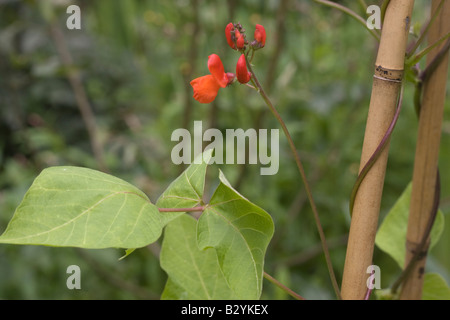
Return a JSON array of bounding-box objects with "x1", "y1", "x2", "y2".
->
[
  {"x1": 244, "y1": 50, "x2": 341, "y2": 301},
  {"x1": 191, "y1": 22, "x2": 341, "y2": 300}
]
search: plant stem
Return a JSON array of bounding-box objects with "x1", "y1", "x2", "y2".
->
[
  {"x1": 399, "y1": 0, "x2": 450, "y2": 299},
  {"x1": 406, "y1": 0, "x2": 445, "y2": 58},
  {"x1": 407, "y1": 31, "x2": 450, "y2": 67},
  {"x1": 263, "y1": 271, "x2": 305, "y2": 300},
  {"x1": 391, "y1": 172, "x2": 440, "y2": 294},
  {"x1": 158, "y1": 206, "x2": 205, "y2": 213},
  {"x1": 357, "y1": 0, "x2": 368, "y2": 13},
  {"x1": 245, "y1": 56, "x2": 341, "y2": 300},
  {"x1": 314, "y1": 0, "x2": 380, "y2": 41}
]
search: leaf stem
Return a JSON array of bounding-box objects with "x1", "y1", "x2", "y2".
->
[
  {"x1": 407, "y1": 31, "x2": 450, "y2": 67},
  {"x1": 406, "y1": 0, "x2": 445, "y2": 58},
  {"x1": 245, "y1": 55, "x2": 341, "y2": 300},
  {"x1": 263, "y1": 271, "x2": 305, "y2": 300},
  {"x1": 158, "y1": 206, "x2": 205, "y2": 212}
]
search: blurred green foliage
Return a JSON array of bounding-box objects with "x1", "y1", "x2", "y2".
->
[{"x1": 0, "y1": 0, "x2": 448, "y2": 299}]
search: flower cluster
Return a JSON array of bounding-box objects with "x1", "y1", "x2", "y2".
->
[{"x1": 190, "y1": 22, "x2": 266, "y2": 104}]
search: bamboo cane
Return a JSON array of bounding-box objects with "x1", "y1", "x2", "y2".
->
[
  {"x1": 400, "y1": 0, "x2": 450, "y2": 300},
  {"x1": 341, "y1": 0, "x2": 415, "y2": 300}
]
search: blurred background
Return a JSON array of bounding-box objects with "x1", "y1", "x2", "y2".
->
[{"x1": 0, "y1": 0, "x2": 448, "y2": 299}]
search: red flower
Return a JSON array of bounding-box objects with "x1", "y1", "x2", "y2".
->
[
  {"x1": 254, "y1": 24, "x2": 266, "y2": 48},
  {"x1": 190, "y1": 54, "x2": 233, "y2": 104},
  {"x1": 225, "y1": 22, "x2": 246, "y2": 50},
  {"x1": 236, "y1": 54, "x2": 251, "y2": 84}
]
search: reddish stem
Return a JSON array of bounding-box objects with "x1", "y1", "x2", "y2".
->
[{"x1": 158, "y1": 206, "x2": 205, "y2": 213}]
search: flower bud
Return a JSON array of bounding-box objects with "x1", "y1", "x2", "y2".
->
[
  {"x1": 236, "y1": 33, "x2": 245, "y2": 49},
  {"x1": 254, "y1": 24, "x2": 266, "y2": 48},
  {"x1": 236, "y1": 54, "x2": 251, "y2": 84},
  {"x1": 226, "y1": 22, "x2": 247, "y2": 50},
  {"x1": 225, "y1": 23, "x2": 236, "y2": 49}
]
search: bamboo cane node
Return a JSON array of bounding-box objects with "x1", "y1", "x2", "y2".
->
[
  {"x1": 418, "y1": 266, "x2": 425, "y2": 277},
  {"x1": 405, "y1": 239, "x2": 430, "y2": 260},
  {"x1": 374, "y1": 65, "x2": 403, "y2": 82}
]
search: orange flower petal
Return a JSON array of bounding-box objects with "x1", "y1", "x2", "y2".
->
[
  {"x1": 190, "y1": 75, "x2": 221, "y2": 104},
  {"x1": 208, "y1": 54, "x2": 228, "y2": 88}
]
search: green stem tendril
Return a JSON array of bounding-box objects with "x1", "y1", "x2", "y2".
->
[
  {"x1": 406, "y1": 0, "x2": 446, "y2": 58},
  {"x1": 263, "y1": 271, "x2": 306, "y2": 300},
  {"x1": 158, "y1": 206, "x2": 205, "y2": 213},
  {"x1": 244, "y1": 55, "x2": 342, "y2": 300},
  {"x1": 314, "y1": 0, "x2": 381, "y2": 41}
]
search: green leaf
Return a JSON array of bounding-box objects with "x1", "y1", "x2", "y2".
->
[
  {"x1": 375, "y1": 183, "x2": 445, "y2": 268},
  {"x1": 374, "y1": 288, "x2": 397, "y2": 300},
  {"x1": 119, "y1": 248, "x2": 136, "y2": 260},
  {"x1": 0, "y1": 166, "x2": 162, "y2": 249},
  {"x1": 422, "y1": 273, "x2": 450, "y2": 300},
  {"x1": 156, "y1": 149, "x2": 212, "y2": 222},
  {"x1": 374, "y1": 273, "x2": 450, "y2": 300},
  {"x1": 160, "y1": 214, "x2": 238, "y2": 300},
  {"x1": 197, "y1": 170, "x2": 274, "y2": 299},
  {"x1": 0, "y1": 150, "x2": 214, "y2": 250}
]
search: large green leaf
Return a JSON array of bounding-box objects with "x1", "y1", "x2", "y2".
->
[
  {"x1": 422, "y1": 273, "x2": 450, "y2": 300},
  {"x1": 375, "y1": 183, "x2": 445, "y2": 268},
  {"x1": 0, "y1": 166, "x2": 162, "y2": 249},
  {"x1": 0, "y1": 150, "x2": 213, "y2": 250},
  {"x1": 197, "y1": 171, "x2": 274, "y2": 299},
  {"x1": 160, "y1": 214, "x2": 238, "y2": 300}
]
